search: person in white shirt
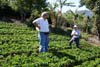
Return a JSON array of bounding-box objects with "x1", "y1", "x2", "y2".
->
[
  {"x1": 32, "y1": 12, "x2": 49, "y2": 52},
  {"x1": 69, "y1": 25, "x2": 80, "y2": 48}
]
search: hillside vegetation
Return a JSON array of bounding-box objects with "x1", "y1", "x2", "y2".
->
[{"x1": 0, "y1": 22, "x2": 100, "y2": 67}]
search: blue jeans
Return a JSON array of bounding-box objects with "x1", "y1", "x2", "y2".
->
[
  {"x1": 38, "y1": 32, "x2": 49, "y2": 52},
  {"x1": 69, "y1": 37, "x2": 80, "y2": 48}
]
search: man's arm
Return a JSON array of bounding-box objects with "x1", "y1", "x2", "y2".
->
[
  {"x1": 71, "y1": 30, "x2": 78, "y2": 36},
  {"x1": 71, "y1": 30, "x2": 74, "y2": 36},
  {"x1": 33, "y1": 22, "x2": 40, "y2": 29},
  {"x1": 32, "y1": 22, "x2": 40, "y2": 31}
]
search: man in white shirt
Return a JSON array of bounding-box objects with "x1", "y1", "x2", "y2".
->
[
  {"x1": 32, "y1": 12, "x2": 49, "y2": 52},
  {"x1": 69, "y1": 25, "x2": 80, "y2": 48}
]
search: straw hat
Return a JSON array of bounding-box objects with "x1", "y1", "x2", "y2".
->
[
  {"x1": 73, "y1": 25, "x2": 78, "y2": 27},
  {"x1": 41, "y1": 12, "x2": 48, "y2": 17}
]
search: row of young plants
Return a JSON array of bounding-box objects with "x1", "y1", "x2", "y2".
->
[
  {"x1": 0, "y1": 52, "x2": 75, "y2": 67},
  {"x1": 0, "y1": 22, "x2": 100, "y2": 67},
  {"x1": 1, "y1": 46, "x2": 100, "y2": 67},
  {"x1": 60, "y1": 47, "x2": 100, "y2": 65},
  {"x1": 0, "y1": 28, "x2": 35, "y2": 34},
  {"x1": 74, "y1": 58, "x2": 100, "y2": 67}
]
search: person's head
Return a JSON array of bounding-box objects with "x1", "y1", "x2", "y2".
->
[
  {"x1": 73, "y1": 25, "x2": 78, "y2": 30},
  {"x1": 41, "y1": 12, "x2": 49, "y2": 19}
]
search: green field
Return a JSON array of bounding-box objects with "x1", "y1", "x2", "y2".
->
[{"x1": 0, "y1": 22, "x2": 100, "y2": 67}]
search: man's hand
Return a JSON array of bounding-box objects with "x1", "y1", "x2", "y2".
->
[
  {"x1": 36, "y1": 27, "x2": 40, "y2": 31},
  {"x1": 37, "y1": 25, "x2": 40, "y2": 29}
]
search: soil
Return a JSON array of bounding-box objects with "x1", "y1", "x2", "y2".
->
[{"x1": 88, "y1": 35, "x2": 100, "y2": 46}]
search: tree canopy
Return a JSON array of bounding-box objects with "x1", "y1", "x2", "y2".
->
[
  {"x1": 80, "y1": 0, "x2": 99, "y2": 10},
  {"x1": 0, "y1": 0, "x2": 48, "y2": 22}
]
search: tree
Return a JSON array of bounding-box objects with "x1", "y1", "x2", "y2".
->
[
  {"x1": 48, "y1": 2, "x2": 58, "y2": 12},
  {"x1": 48, "y1": 3, "x2": 58, "y2": 27},
  {"x1": 80, "y1": 0, "x2": 98, "y2": 10},
  {"x1": 55, "y1": 0, "x2": 75, "y2": 28},
  {"x1": 0, "y1": 0, "x2": 47, "y2": 22},
  {"x1": 56, "y1": 0, "x2": 75, "y2": 13},
  {"x1": 80, "y1": 0, "x2": 100, "y2": 40}
]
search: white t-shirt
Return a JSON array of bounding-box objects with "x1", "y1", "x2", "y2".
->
[
  {"x1": 71, "y1": 29, "x2": 80, "y2": 38},
  {"x1": 33, "y1": 17, "x2": 49, "y2": 32}
]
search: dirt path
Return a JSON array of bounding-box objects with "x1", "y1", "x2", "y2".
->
[
  {"x1": 11, "y1": 19, "x2": 21, "y2": 23},
  {"x1": 88, "y1": 36, "x2": 100, "y2": 46}
]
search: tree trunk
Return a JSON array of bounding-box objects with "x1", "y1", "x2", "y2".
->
[
  {"x1": 96, "y1": 15, "x2": 100, "y2": 40},
  {"x1": 20, "y1": 11, "x2": 26, "y2": 22},
  {"x1": 97, "y1": 22, "x2": 100, "y2": 40}
]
